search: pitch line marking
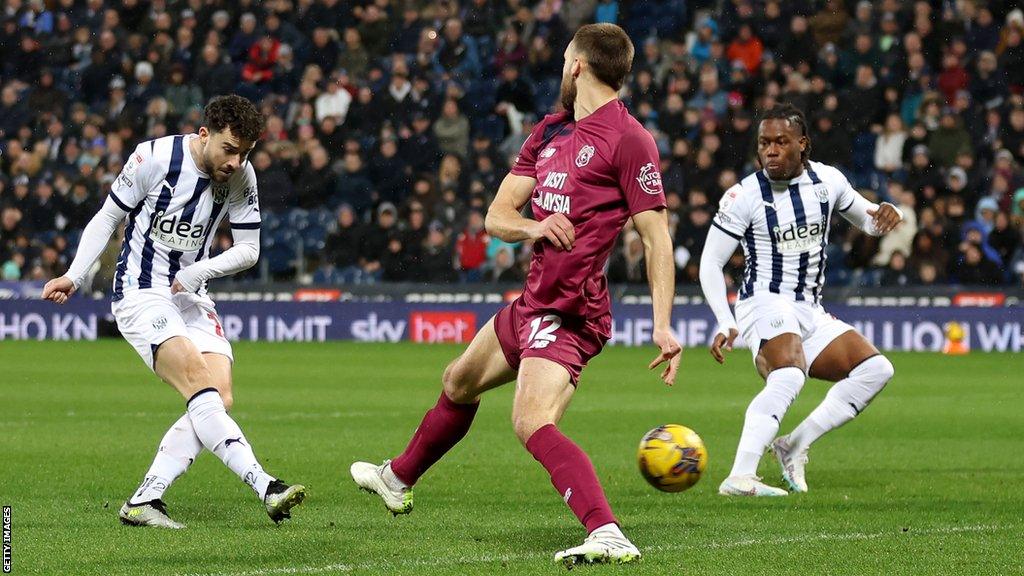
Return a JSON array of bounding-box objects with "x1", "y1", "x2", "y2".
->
[{"x1": 178, "y1": 523, "x2": 1011, "y2": 576}]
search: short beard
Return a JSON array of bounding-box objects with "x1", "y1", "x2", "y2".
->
[
  {"x1": 559, "y1": 74, "x2": 577, "y2": 115},
  {"x1": 202, "y1": 145, "x2": 227, "y2": 182}
]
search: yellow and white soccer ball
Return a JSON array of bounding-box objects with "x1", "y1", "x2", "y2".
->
[{"x1": 637, "y1": 424, "x2": 708, "y2": 492}]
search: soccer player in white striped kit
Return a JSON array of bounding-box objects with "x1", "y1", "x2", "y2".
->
[
  {"x1": 700, "y1": 104, "x2": 903, "y2": 496},
  {"x1": 42, "y1": 95, "x2": 305, "y2": 526}
]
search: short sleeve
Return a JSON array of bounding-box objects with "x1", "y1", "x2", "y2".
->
[
  {"x1": 615, "y1": 128, "x2": 667, "y2": 215},
  {"x1": 109, "y1": 142, "x2": 156, "y2": 211},
  {"x1": 509, "y1": 121, "x2": 544, "y2": 179},
  {"x1": 711, "y1": 184, "x2": 750, "y2": 239},
  {"x1": 228, "y1": 164, "x2": 261, "y2": 230}
]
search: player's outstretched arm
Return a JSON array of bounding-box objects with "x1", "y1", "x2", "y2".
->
[
  {"x1": 839, "y1": 193, "x2": 903, "y2": 236},
  {"x1": 834, "y1": 170, "x2": 903, "y2": 236},
  {"x1": 42, "y1": 196, "x2": 128, "y2": 304},
  {"x1": 633, "y1": 209, "x2": 681, "y2": 385},
  {"x1": 484, "y1": 172, "x2": 575, "y2": 250},
  {"x1": 699, "y1": 226, "x2": 741, "y2": 364}
]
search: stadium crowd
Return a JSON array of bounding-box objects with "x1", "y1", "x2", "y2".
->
[{"x1": 1, "y1": 0, "x2": 1024, "y2": 291}]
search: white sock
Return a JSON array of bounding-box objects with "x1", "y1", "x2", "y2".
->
[
  {"x1": 186, "y1": 388, "x2": 275, "y2": 500},
  {"x1": 130, "y1": 413, "x2": 204, "y2": 505},
  {"x1": 730, "y1": 366, "x2": 805, "y2": 477},
  {"x1": 591, "y1": 522, "x2": 624, "y2": 539},
  {"x1": 382, "y1": 462, "x2": 408, "y2": 491},
  {"x1": 788, "y1": 355, "x2": 894, "y2": 453}
]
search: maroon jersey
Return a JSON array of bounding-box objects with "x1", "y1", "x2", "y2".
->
[{"x1": 510, "y1": 100, "x2": 667, "y2": 320}]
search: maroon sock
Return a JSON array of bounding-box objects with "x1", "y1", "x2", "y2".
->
[
  {"x1": 526, "y1": 424, "x2": 617, "y2": 533},
  {"x1": 389, "y1": 392, "x2": 479, "y2": 486}
]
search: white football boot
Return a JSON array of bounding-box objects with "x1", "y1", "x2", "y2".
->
[
  {"x1": 770, "y1": 436, "x2": 809, "y2": 493},
  {"x1": 718, "y1": 474, "x2": 789, "y2": 497},
  {"x1": 118, "y1": 499, "x2": 185, "y2": 529},
  {"x1": 554, "y1": 525, "x2": 641, "y2": 566},
  {"x1": 350, "y1": 460, "x2": 413, "y2": 515}
]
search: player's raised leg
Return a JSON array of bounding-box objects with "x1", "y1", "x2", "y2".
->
[
  {"x1": 350, "y1": 316, "x2": 516, "y2": 514},
  {"x1": 773, "y1": 331, "x2": 894, "y2": 492},
  {"x1": 509, "y1": 358, "x2": 638, "y2": 565},
  {"x1": 154, "y1": 337, "x2": 305, "y2": 523},
  {"x1": 720, "y1": 331, "x2": 805, "y2": 497}
]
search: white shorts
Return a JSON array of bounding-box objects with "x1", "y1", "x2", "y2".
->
[
  {"x1": 111, "y1": 288, "x2": 232, "y2": 370},
  {"x1": 734, "y1": 292, "x2": 854, "y2": 369}
]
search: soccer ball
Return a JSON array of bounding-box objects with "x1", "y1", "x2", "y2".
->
[{"x1": 637, "y1": 424, "x2": 708, "y2": 492}]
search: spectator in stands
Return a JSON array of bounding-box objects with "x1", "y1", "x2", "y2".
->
[
  {"x1": 370, "y1": 136, "x2": 411, "y2": 205},
  {"x1": 164, "y1": 64, "x2": 203, "y2": 123},
  {"x1": 929, "y1": 110, "x2": 972, "y2": 168},
  {"x1": 433, "y1": 99, "x2": 470, "y2": 160},
  {"x1": 726, "y1": 24, "x2": 763, "y2": 75},
  {"x1": 990, "y1": 211, "x2": 1022, "y2": 266},
  {"x1": 874, "y1": 113, "x2": 907, "y2": 178},
  {"x1": 323, "y1": 204, "x2": 364, "y2": 284},
  {"x1": 338, "y1": 28, "x2": 369, "y2": 82},
  {"x1": 608, "y1": 228, "x2": 646, "y2": 283},
  {"x1": 454, "y1": 209, "x2": 488, "y2": 282},
  {"x1": 874, "y1": 188, "x2": 917, "y2": 267},
  {"x1": 1, "y1": 251, "x2": 23, "y2": 280},
  {"x1": 487, "y1": 244, "x2": 523, "y2": 283},
  {"x1": 690, "y1": 68, "x2": 728, "y2": 119},
  {"x1": 0, "y1": 84, "x2": 28, "y2": 139},
  {"x1": 435, "y1": 18, "x2": 480, "y2": 81},
  {"x1": 879, "y1": 251, "x2": 912, "y2": 287},
  {"x1": 61, "y1": 180, "x2": 96, "y2": 231},
  {"x1": 358, "y1": 5, "x2": 391, "y2": 60},
  {"x1": 295, "y1": 146, "x2": 336, "y2": 210},
  {"x1": 494, "y1": 28, "x2": 528, "y2": 72},
  {"x1": 194, "y1": 45, "x2": 236, "y2": 98},
  {"x1": 332, "y1": 152, "x2": 371, "y2": 215},
  {"x1": 419, "y1": 220, "x2": 456, "y2": 283},
  {"x1": 308, "y1": 27, "x2": 340, "y2": 75},
  {"x1": 811, "y1": 112, "x2": 852, "y2": 169},
  {"x1": 381, "y1": 233, "x2": 414, "y2": 282},
  {"x1": 357, "y1": 202, "x2": 399, "y2": 284},
  {"x1": 315, "y1": 70, "x2": 353, "y2": 124},
  {"x1": 906, "y1": 145, "x2": 942, "y2": 200},
  {"x1": 955, "y1": 242, "x2": 1004, "y2": 285},
  {"x1": 241, "y1": 34, "x2": 281, "y2": 89}
]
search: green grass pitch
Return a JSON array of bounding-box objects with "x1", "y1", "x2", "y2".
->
[{"x1": 1, "y1": 340, "x2": 1022, "y2": 575}]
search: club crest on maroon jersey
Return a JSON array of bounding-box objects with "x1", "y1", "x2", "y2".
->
[
  {"x1": 575, "y1": 144, "x2": 595, "y2": 167},
  {"x1": 636, "y1": 162, "x2": 663, "y2": 194}
]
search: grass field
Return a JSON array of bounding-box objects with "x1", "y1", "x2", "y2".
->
[{"x1": 1, "y1": 340, "x2": 1021, "y2": 575}]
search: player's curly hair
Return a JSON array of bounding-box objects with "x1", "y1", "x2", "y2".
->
[
  {"x1": 759, "y1": 103, "x2": 811, "y2": 165},
  {"x1": 203, "y1": 95, "x2": 264, "y2": 142}
]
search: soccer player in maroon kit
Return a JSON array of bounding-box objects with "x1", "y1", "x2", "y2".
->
[{"x1": 351, "y1": 24, "x2": 681, "y2": 566}]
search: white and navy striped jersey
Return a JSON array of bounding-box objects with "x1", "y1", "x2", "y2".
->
[
  {"x1": 108, "y1": 134, "x2": 260, "y2": 300},
  {"x1": 711, "y1": 161, "x2": 860, "y2": 303}
]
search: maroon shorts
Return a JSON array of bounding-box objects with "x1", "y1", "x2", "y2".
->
[{"x1": 493, "y1": 297, "x2": 611, "y2": 386}]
